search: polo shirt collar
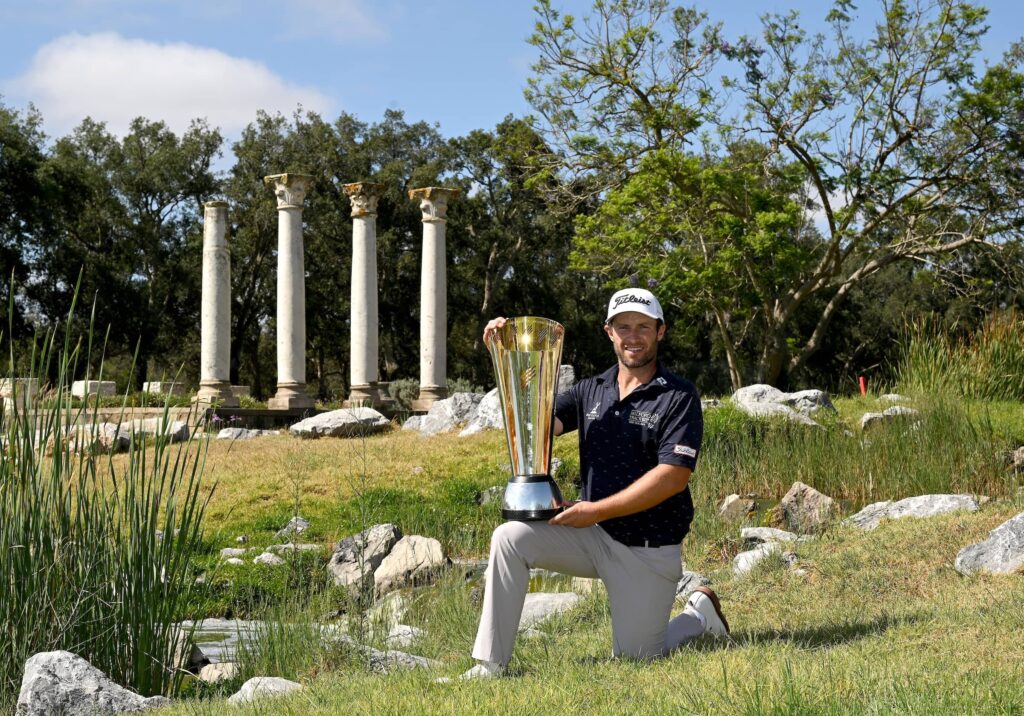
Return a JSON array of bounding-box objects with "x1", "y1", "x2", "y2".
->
[{"x1": 594, "y1": 362, "x2": 670, "y2": 395}]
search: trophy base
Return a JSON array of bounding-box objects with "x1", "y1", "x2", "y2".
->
[{"x1": 502, "y1": 507, "x2": 563, "y2": 521}]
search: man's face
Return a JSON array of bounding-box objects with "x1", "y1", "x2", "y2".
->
[{"x1": 604, "y1": 312, "x2": 665, "y2": 370}]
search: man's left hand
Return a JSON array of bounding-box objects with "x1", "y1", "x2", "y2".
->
[{"x1": 549, "y1": 500, "x2": 602, "y2": 528}]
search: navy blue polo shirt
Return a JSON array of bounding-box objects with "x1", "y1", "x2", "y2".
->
[{"x1": 554, "y1": 363, "x2": 703, "y2": 547}]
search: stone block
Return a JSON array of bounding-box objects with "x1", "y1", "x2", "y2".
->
[
  {"x1": 71, "y1": 380, "x2": 116, "y2": 398},
  {"x1": 142, "y1": 381, "x2": 188, "y2": 396}
]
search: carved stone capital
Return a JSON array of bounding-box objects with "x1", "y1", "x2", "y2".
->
[
  {"x1": 264, "y1": 173, "x2": 313, "y2": 210},
  {"x1": 343, "y1": 182, "x2": 384, "y2": 217},
  {"x1": 408, "y1": 186, "x2": 460, "y2": 222}
]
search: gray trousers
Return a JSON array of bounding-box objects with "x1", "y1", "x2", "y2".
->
[{"x1": 472, "y1": 521, "x2": 704, "y2": 666}]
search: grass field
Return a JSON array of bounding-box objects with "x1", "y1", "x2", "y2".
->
[{"x1": 127, "y1": 394, "x2": 1024, "y2": 714}]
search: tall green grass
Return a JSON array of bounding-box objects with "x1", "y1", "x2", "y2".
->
[
  {"x1": 0, "y1": 300, "x2": 213, "y2": 708},
  {"x1": 897, "y1": 311, "x2": 1024, "y2": 401}
]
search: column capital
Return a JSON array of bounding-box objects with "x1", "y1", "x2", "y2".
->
[
  {"x1": 203, "y1": 200, "x2": 228, "y2": 210},
  {"x1": 343, "y1": 182, "x2": 384, "y2": 217},
  {"x1": 408, "y1": 186, "x2": 460, "y2": 222},
  {"x1": 264, "y1": 173, "x2": 313, "y2": 210}
]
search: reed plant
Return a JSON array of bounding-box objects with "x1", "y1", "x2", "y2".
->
[
  {"x1": 897, "y1": 311, "x2": 1024, "y2": 401},
  {"x1": 0, "y1": 297, "x2": 212, "y2": 708}
]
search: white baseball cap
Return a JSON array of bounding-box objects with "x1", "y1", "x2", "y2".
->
[{"x1": 606, "y1": 288, "x2": 664, "y2": 323}]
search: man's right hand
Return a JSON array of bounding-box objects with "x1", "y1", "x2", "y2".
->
[{"x1": 482, "y1": 317, "x2": 507, "y2": 346}]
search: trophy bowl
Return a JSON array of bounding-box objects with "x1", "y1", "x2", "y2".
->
[{"x1": 487, "y1": 316, "x2": 565, "y2": 521}]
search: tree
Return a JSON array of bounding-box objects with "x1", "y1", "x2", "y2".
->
[{"x1": 528, "y1": 0, "x2": 1024, "y2": 387}]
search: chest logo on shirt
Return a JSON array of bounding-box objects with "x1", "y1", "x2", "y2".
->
[
  {"x1": 628, "y1": 410, "x2": 660, "y2": 428},
  {"x1": 585, "y1": 401, "x2": 601, "y2": 420}
]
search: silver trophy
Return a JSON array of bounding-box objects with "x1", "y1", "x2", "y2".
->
[{"x1": 487, "y1": 316, "x2": 565, "y2": 521}]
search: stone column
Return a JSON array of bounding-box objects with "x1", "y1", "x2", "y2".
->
[
  {"x1": 195, "y1": 201, "x2": 239, "y2": 407},
  {"x1": 409, "y1": 187, "x2": 460, "y2": 411},
  {"x1": 343, "y1": 182, "x2": 383, "y2": 407},
  {"x1": 264, "y1": 173, "x2": 315, "y2": 410}
]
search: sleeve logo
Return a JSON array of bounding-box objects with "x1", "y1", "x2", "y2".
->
[{"x1": 673, "y1": 444, "x2": 697, "y2": 458}]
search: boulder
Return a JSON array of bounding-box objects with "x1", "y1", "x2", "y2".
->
[
  {"x1": 132, "y1": 418, "x2": 189, "y2": 443},
  {"x1": 860, "y1": 405, "x2": 920, "y2": 431},
  {"x1": 880, "y1": 393, "x2": 909, "y2": 403},
  {"x1": 775, "y1": 481, "x2": 836, "y2": 534},
  {"x1": 954, "y1": 512, "x2": 1024, "y2": 576},
  {"x1": 224, "y1": 558, "x2": 244, "y2": 566},
  {"x1": 366, "y1": 649, "x2": 439, "y2": 673},
  {"x1": 460, "y1": 388, "x2": 503, "y2": 436},
  {"x1": 476, "y1": 485, "x2": 505, "y2": 505},
  {"x1": 730, "y1": 385, "x2": 825, "y2": 427},
  {"x1": 733, "y1": 542, "x2": 781, "y2": 576},
  {"x1": 217, "y1": 427, "x2": 279, "y2": 440},
  {"x1": 519, "y1": 592, "x2": 581, "y2": 630},
  {"x1": 386, "y1": 624, "x2": 424, "y2": 649},
  {"x1": 741, "y1": 527, "x2": 802, "y2": 546},
  {"x1": 571, "y1": 577, "x2": 605, "y2": 596},
  {"x1": 557, "y1": 364, "x2": 576, "y2": 394},
  {"x1": 374, "y1": 535, "x2": 447, "y2": 593},
  {"x1": 276, "y1": 516, "x2": 310, "y2": 538},
  {"x1": 16, "y1": 651, "x2": 170, "y2": 715},
  {"x1": 141, "y1": 381, "x2": 187, "y2": 396},
  {"x1": 219, "y1": 547, "x2": 246, "y2": 560},
  {"x1": 1011, "y1": 446, "x2": 1024, "y2": 470},
  {"x1": 198, "y1": 663, "x2": 238, "y2": 683},
  {"x1": 227, "y1": 677, "x2": 301, "y2": 705},
  {"x1": 266, "y1": 542, "x2": 320, "y2": 554},
  {"x1": 404, "y1": 392, "x2": 484, "y2": 436},
  {"x1": 289, "y1": 408, "x2": 390, "y2": 439},
  {"x1": 253, "y1": 552, "x2": 284, "y2": 566},
  {"x1": 718, "y1": 494, "x2": 754, "y2": 522},
  {"x1": 845, "y1": 494, "x2": 980, "y2": 531},
  {"x1": 71, "y1": 380, "x2": 116, "y2": 398},
  {"x1": 675, "y1": 571, "x2": 711, "y2": 601},
  {"x1": 328, "y1": 523, "x2": 402, "y2": 589}
]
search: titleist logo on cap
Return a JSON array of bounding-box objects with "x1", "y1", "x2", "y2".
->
[{"x1": 613, "y1": 294, "x2": 652, "y2": 309}]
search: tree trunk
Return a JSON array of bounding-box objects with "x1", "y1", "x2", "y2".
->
[{"x1": 711, "y1": 306, "x2": 744, "y2": 391}]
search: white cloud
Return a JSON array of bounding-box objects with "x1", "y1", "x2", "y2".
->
[
  {"x1": 6, "y1": 32, "x2": 333, "y2": 137},
  {"x1": 285, "y1": 0, "x2": 388, "y2": 43}
]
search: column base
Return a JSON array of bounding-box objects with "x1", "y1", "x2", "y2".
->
[
  {"x1": 193, "y1": 381, "x2": 240, "y2": 408},
  {"x1": 344, "y1": 383, "x2": 382, "y2": 409},
  {"x1": 268, "y1": 383, "x2": 315, "y2": 410},
  {"x1": 411, "y1": 385, "x2": 447, "y2": 412}
]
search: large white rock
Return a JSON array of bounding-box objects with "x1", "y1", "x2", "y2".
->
[
  {"x1": 955, "y1": 512, "x2": 1024, "y2": 576},
  {"x1": 459, "y1": 388, "x2": 503, "y2": 436},
  {"x1": 142, "y1": 381, "x2": 187, "y2": 396},
  {"x1": 730, "y1": 384, "x2": 828, "y2": 426},
  {"x1": 860, "y1": 405, "x2": 920, "y2": 430},
  {"x1": 519, "y1": 592, "x2": 581, "y2": 630},
  {"x1": 328, "y1": 523, "x2": 402, "y2": 589},
  {"x1": 289, "y1": 408, "x2": 390, "y2": 439},
  {"x1": 132, "y1": 418, "x2": 189, "y2": 443},
  {"x1": 386, "y1": 624, "x2": 424, "y2": 649},
  {"x1": 733, "y1": 542, "x2": 782, "y2": 576},
  {"x1": 776, "y1": 481, "x2": 836, "y2": 533},
  {"x1": 373, "y1": 535, "x2": 447, "y2": 593},
  {"x1": 16, "y1": 650, "x2": 170, "y2": 715},
  {"x1": 556, "y1": 364, "x2": 576, "y2": 395},
  {"x1": 217, "y1": 427, "x2": 279, "y2": 440},
  {"x1": 198, "y1": 662, "x2": 237, "y2": 683},
  {"x1": 253, "y1": 552, "x2": 284, "y2": 566},
  {"x1": 227, "y1": 677, "x2": 301, "y2": 705},
  {"x1": 845, "y1": 494, "x2": 980, "y2": 531},
  {"x1": 741, "y1": 527, "x2": 802, "y2": 545},
  {"x1": 404, "y1": 392, "x2": 484, "y2": 436},
  {"x1": 719, "y1": 494, "x2": 754, "y2": 521}
]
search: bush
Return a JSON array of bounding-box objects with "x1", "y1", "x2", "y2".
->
[{"x1": 0, "y1": 308, "x2": 212, "y2": 707}]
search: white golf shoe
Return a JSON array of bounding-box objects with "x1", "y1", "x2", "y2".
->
[{"x1": 685, "y1": 586, "x2": 730, "y2": 637}]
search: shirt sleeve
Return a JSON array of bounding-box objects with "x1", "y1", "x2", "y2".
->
[
  {"x1": 657, "y1": 387, "x2": 703, "y2": 470},
  {"x1": 554, "y1": 383, "x2": 580, "y2": 434}
]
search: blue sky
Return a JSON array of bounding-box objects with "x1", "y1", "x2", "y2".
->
[{"x1": 1, "y1": 0, "x2": 1021, "y2": 146}]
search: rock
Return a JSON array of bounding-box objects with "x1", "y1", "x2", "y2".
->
[
  {"x1": 775, "y1": 481, "x2": 836, "y2": 533},
  {"x1": 220, "y1": 548, "x2": 246, "y2": 560},
  {"x1": 718, "y1": 494, "x2": 755, "y2": 522},
  {"x1": 366, "y1": 649, "x2": 439, "y2": 673},
  {"x1": 289, "y1": 408, "x2": 390, "y2": 439},
  {"x1": 198, "y1": 662, "x2": 238, "y2": 683},
  {"x1": 374, "y1": 535, "x2": 447, "y2": 593},
  {"x1": 730, "y1": 384, "x2": 835, "y2": 426},
  {"x1": 476, "y1": 485, "x2": 505, "y2": 506},
  {"x1": 267, "y1": 542, "x2": 320, "y2": 554},
  {"x1": 733, "y1": 542, "x2": 781, "y2": 576},
  {"x1": 571, "y1": 577, "x2": 605, "y2": 596},
  {"x1": 142, "y1": 381, "x2": 187, "y2": 396},
  {"x1": 519, "y1": 592, "x2": 581, "y2": 630},
  {"x1": 224, "y1": 558, "x2": 244, "y2": 566},
  {"x1": 405, "y1": 392, "x2": 485, "y2": 436},
  {"x1": 217, "y1": 427, "x2": 278, "y2": 440},
  {"x1": 675, "y1": 571, "x2": 711, "y2": 601},
  {"x1": 741, "y1": 527, "x2": 802, "y2": 545},
  {"x1": 557, "y1": 364, "x2": 576, "y2": 394},
  {"x1": 401, "y1": 415, "x2": 424, "y2": 432},
  {"x1": 236, "y1": 535, "x2": 248, "y2": 544},
  {"x1": 253, "y1": 553, "x2": 284, "y2": 566},
  {"x1": 328, "y1": 523, "x2": 402, "y2": 589},
  {"x1": 459, "y1": 388, "x2": 503, "y2": 436},
  {"x1": 71, "y1": 380, "x2": 116, "y2": 398},
  {"x1": 227, "y1": 677, "x2": 302, "y2": 705},
  {"x1": 133, "y1": 418, "x2": 189, "y2": 443},
  {"x1": 1012, "y1": 446, "x2": 1024, "y2": 470},
  {"x1": 16, "y1": 650, "x2": 170, "y2": 715},
  {"x1": 367, "y1": 591, "x2": 411, "y2": 633},
  {"x1": 276, "y1": 516, "x2": 310, "y2": 538},
  {"x1": 845, "y1": 494, "x2": 980, "y2": 531},
  {"x1": 860, "y1": 405, "x2": 920, "y2": 430},
  {"x1": 880, "y1": 393, "x2": 909, "y2": 403},
  {"x1": 955, "y1": 512, "x2": 1024, "y2": 576},
  {"x1": 386, "y1": 624, "x2": 424, "y2": 649}
]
